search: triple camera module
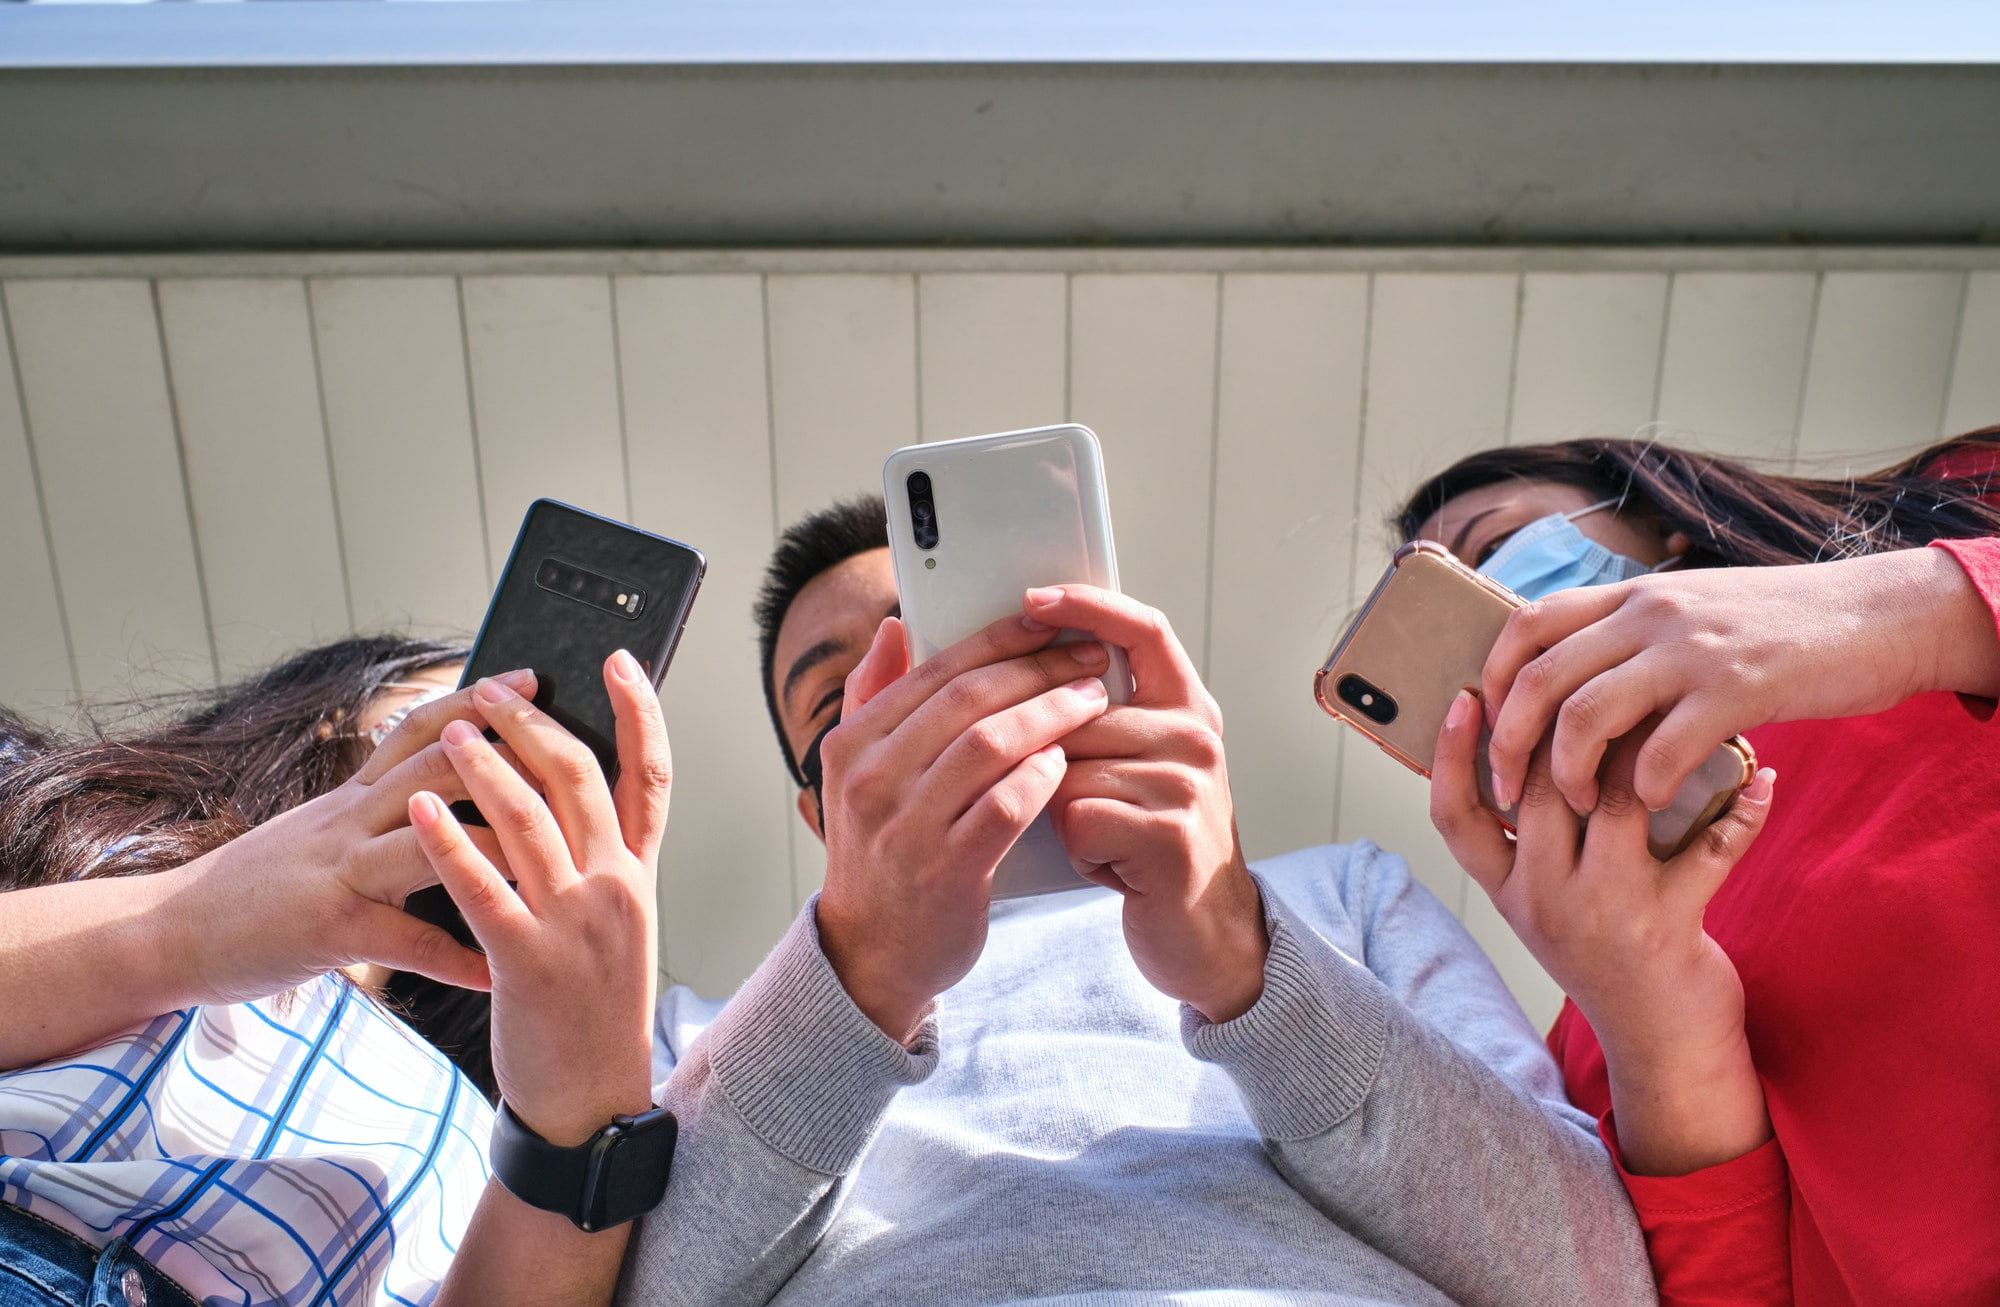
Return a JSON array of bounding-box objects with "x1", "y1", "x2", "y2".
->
[
  {"x1": 907, "y1": 471, "x2": 939, "y2": 550},
  {"x1": 1335, "y1": 673, "x2": 1399, "y2": 726},
  {"x1": 536, "y1": 557, "x2": 646, "y2": 620}
]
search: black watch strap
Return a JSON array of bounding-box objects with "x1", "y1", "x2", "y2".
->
[{"x1": 490, "y1": 1100, "x2": 677, "y2": 1232}]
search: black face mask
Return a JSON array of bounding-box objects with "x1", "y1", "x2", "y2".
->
[{"x1": 798, "y1": 709, "x2": 840, "y2": 829}]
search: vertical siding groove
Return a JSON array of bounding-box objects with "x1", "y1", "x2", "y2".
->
[
  {"x1": 609, "y1": 274, "x2": 636, "y2": 524},
  {"x1": 910, "y1": 274, "x2": 925, "y2": 444},
  {"x1": 0, "y1": 284, "x2": 83, "y2": 704},
  {"x1": 1787, "y1": 272, "x2": 1827, "y2": 468},
  {"x1": 302, "y1": 279, "x2": 358, "y2": 633},
  {"x1": 758, "y1": 273, "x2": 797, "y2": 911},
  {"x1": 1331, "y1": 273, "x2": 1377, "y2": 845},
  {"x1": 1500, "y1": 272, "x2": 1527, "y2": 444},
  {"x1": 1647, "y1": 272, "x2": 1677, "y2": 423},
  {"x1": 1199, "y1": 274, "x2": 1226, "y2": 677},
  {"x1": 452, "y1": 276, "x2": 495, "y2": 589},
  {"x1": 1935, "y1": 272, "x2": 1973, "y2": 439},
  {"x1": 148, "y1": 279, "x2": 222, "y2": 688}
]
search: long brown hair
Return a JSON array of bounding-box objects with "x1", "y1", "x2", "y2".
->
[
  {"x1": 1396, "y1": 426, "x2": 2000, "y2": 567},
  {"x1": 0, "y1": 636, "x2": 496, "y2": 1098}
]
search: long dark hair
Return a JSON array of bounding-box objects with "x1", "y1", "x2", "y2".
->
[
  {"x1": 1396, "y1": 426, "x2": 2000, "y2": 567},
  {"x1": 0, "y1": 636, "x2": 495, "y2": 1098}
]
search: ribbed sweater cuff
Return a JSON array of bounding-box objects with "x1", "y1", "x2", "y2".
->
[
  {"x1": 1183, "y1": 879, "x2": 1391, "y2": 1142},
  {"x1": 706, "y1": 896, "x2": 938, "y2": 1176}
]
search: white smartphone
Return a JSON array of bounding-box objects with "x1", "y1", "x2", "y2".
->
[{"x1": 883, "y1": 424, "x2": 1133, "y2": 899}]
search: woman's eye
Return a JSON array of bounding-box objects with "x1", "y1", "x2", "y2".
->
[{"x1": 1473, "y1": 538, "x2": 1505, "y2": 566}]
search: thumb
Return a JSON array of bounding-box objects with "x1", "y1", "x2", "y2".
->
[
  {"x1": 1666, "y1": 767, "x2": 1776, "y2": 911},
  {"x1": 846, "y1": 616, "x2": 910, "y2": 711}
]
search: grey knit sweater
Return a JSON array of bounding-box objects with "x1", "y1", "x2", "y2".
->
[{"x1": 619, "y1": 843, "x2": 1654, "y2": 1307}]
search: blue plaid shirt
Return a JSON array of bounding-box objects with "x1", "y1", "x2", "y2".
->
[{"x1": 0, "y1": 975, "x2": 492, "y2": 1305}]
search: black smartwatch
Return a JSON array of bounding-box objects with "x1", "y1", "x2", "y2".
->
[{"x1": 490, "y1": 1100, "x2": 677, "y2": 1232}]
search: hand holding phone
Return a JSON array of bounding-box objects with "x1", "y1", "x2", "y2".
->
[
  {"x1": 883, "y1": 425, "x2": 1132, "y2": 898},
  {"x1": 1315, "y1": 542, "x2": 1754, "y2": 860},
  {"x1": 407, "y1": 499, "x2": 703, "y2": 943}
]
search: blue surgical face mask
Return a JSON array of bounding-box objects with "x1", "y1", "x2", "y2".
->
[{"x1": 1475, "y1": 498, "x2": 1674, "y2": 601}]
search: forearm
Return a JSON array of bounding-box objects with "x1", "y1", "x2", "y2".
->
[
  {"x1": 437, "y1": 1181, "x2": 627, "y2": 1307},
  {"x1": 618, "y1": 902, "x2": 936, "y2": 1305},
  {"x1": 1600, "y1": 1024, "x2": 1770, "y2": 1177},
  {"x1": 1196, "y1": 868, "x2": 1655, "y2": 1307},
  {"x1": 0, "y1": 870, "x2": 204, "y2": 1068}
]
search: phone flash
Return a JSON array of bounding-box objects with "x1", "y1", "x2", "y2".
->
[
  {"x1": 617, "y1": 593, "x2": 628, "y2": 605},
  {"x1": 924, "y1": 558, "x2": 937, "y2": 570}
]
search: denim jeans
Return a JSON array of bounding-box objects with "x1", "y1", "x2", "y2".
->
[{"x1": 0, "y1": 1204, "x2": 197, "y2": 1307}]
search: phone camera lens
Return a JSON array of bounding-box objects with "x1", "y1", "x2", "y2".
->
[
  {"x1": 1336, "y1": 675, "x2": 1399, "y2": 727},
  {"x1": 906, "y1": 470, "x2": 939, "y2": 550}
]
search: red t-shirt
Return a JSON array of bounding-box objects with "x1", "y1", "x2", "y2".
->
[{"x1": 1547, "y1": 536, "x2": 2000, "y2": 1306}]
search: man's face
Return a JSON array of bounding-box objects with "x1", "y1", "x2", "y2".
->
[{"x1": 770, "y1": 547, "x2": 898, "y2": 837}]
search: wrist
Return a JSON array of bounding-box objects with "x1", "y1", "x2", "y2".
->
[
  {"x1": 813, "y1": 903, "x2": 932, "y2": 1045},
  {"x1": 1184, "y1": 866, "x2": 1270, "y2": 1024},
  {"x1": 1603, "y1": 1023, "x2": 1770, "y2": 1177},
  {"x1": 510, "y1": 1076, "x2": 656, "y2": 1150},
  {"x1": 1913, "y1": 546, "x2": 2000, "y2": 700},
  {"x1": 141, "y1": 860, "x2": 220, "y2": 1010}
]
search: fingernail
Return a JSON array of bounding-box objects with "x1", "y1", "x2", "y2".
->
[
  {"x1": 1021, "y1": 614, "x2": 1056, "y2": 634},
  {"x1": 1024, "y1": 586, "x2": 1063, "y2": 609},
  {"x1": 475, "y1": 677, "x2": 515, "y2": 705},
  {"x1": 496, "y1": 668, "x2": 535, "y2": 691},
  {"x1": 442, "y1": 719, "x2": 481, "y2": 747},
  {"x1": 1744, "y1": 767, "x2": 1776, "y2": 803},
  {"x1": 1445, "y1": 691, "x2": 1471, "y2": 730},
  {"x1": 1068, "y1": 676, "x2": 1108, "y2": 702},
  {"x1": 410, "y1": 792, "x2": 443, "y2": 824},
  {"x1": 1067, "y1": 641, "x2": 1108, "y2": 667},
  {"x1": 610, "y1": 649, "x2": 644, "y2": 683},
  {"x1": 1491, "y1": 771, "x2": 1511, "y2": 808}
]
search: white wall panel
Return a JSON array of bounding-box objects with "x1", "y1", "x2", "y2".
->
[
  {"x1": 9, "y1": 247, "x2": 1995, "y2": 1020},
  {"x1": 765, "y1": 274, "x2": 920, "y2": 901},
  {"x1": 1942, "y1": 272, "x2": 2000, "y2": 437},
  {"x1": 1338, "y1": 272, "x2": 1520, "y2": 920},
  {"x1": 0, "y1": 304, "x2": 75, "y2": 722},
  {"x1": 309, "y1": 277, "x2": 490, "y2": 638},
  {"x1": 1796, "y1": 272, "x2": 1964, "y2": 471},
  {"x1": 461, "y1": 276, "x2": 628, "y2": 574},
  {"x1": 767, "y1": 275, "x2": 919, "y2": 526},
  {"x1": 157, "y1": 279, "x2": 350, "y2": 677},
  {"x1": 4, "y1": 279, "x2": 213, "y2": 701},
  {"x1": 1068, "y1": 274, "x2": 1220, "y2": 667},
  {"x1": 1509, "y1": 273, "x2": 1668, "y2": 443},
  {"x1": 1209, "y1": 274, "x2": 1366, "y2": 863},
  {"x1": 615, "y1": 274, "x2": 796, "y2": 995},
  {"x1": 1654, "y1": 272, "x2": 1818, "y2": 465},
  {"x1": 917, "y1": 274, "x2": 1067, "y2": 444}
]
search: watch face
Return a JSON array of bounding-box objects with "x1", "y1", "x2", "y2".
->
[{"x1": 583, "y1": 1110, "x2": 677, "y2": 1231}]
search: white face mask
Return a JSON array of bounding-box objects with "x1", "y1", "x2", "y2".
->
[{"x1": 1475, "y1": 498, "x2": 1678, "y2": 601}]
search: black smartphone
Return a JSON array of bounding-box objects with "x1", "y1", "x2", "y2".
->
[
  {"x1": 457, "y1": 498, "x2": 705, "y2": 782},
  {"x1": 405, "y1": 499, "x2": 704, "y2": 947}
]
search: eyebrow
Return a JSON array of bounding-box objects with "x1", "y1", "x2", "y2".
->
[
  {"x1": 780, "y1": 601, "x2": 901, "y2": 711},
  {"x1": 1449, "y1": 506, "x2": 1503, "y2": 556},
  {"x1": 782, "y1": 637, "x2": 850, "y2": 709}
]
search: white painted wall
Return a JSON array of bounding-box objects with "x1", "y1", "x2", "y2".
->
[{"x1": 4, "y1": 249, "x2": 1996, "y2": 1027}]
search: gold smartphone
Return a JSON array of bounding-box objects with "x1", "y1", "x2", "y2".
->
[{"x1": 1315, "y1": 541, "x2": 1755, "y2": 860}]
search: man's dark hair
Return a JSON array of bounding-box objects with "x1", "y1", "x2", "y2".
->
[{"x1": 754, "y1": 495, "x2": 889, "y2": 783}]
